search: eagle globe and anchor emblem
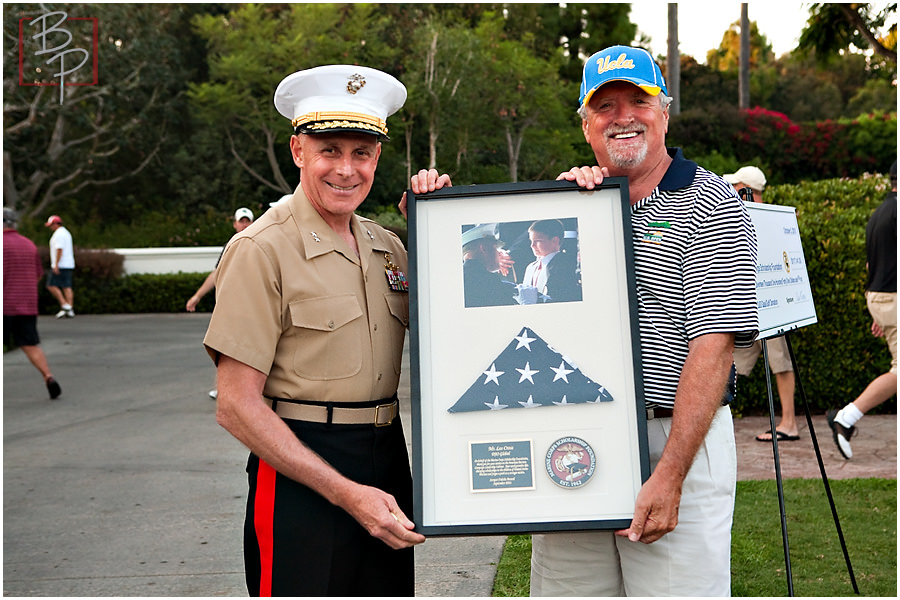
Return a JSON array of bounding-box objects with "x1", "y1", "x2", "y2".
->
[
  {"x1": 346, "y1": 73, "x2": 366, "y2": 94},
  {"x1": 545, "y1": 436, "x2": 596, "y2": 488}
]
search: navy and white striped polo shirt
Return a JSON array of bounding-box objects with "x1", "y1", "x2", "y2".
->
[{"x1": 631, "y1": 148, "x2": 759, "y2": 408}]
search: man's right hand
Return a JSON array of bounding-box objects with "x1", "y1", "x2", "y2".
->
[
  {"x1": 557, "y1": 165, "x2": 610, "y2": 189},
  {"x1": 399, "y1": 169, "x2": 453, "y2": 218},
  {"x1": 410, "y1": 168, "x2": 452, "y2": 194}
]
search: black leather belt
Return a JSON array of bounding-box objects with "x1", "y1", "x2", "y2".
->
[{"x1": 646, "y1": 407, "x2": 675, "y2": 420}]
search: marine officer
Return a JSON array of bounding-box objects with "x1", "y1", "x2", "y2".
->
[{"x1": 203, "y1": 64, "x2": 425, "y2": 597}]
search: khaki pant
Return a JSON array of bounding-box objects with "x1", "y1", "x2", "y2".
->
[
  {"x1": 733, "y1": 336, "x2": 793, "y2": 376},
  {"x1": 867, "y1": 291, "x2": 897, "y2": 374},
  {"x1": 530, "y1": 406, "x2": 735, "y2": 596}
]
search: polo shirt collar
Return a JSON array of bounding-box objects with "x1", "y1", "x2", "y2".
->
[{"x1": 657, "y1": 147, "x2": 698, "y2": 192}]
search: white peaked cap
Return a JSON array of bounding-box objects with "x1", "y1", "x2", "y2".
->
[{"x1": 274, "y1": 65, "x2": 406, "y2": 139}]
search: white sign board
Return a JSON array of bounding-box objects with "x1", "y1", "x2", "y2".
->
[{"x1": 744, "y1": 202, "x2": 818, "y2": 339}]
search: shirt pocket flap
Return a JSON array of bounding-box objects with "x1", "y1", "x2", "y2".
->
[
  {"x1": 385, "y1": 292, "x2": 409, "y2": 327},
  {"x1": 289, "y1": 295, "x2": 362, "y2": 332}
]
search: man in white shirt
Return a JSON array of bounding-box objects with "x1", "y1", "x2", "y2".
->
[{"x1": 45, "y1": 215, "x2": 75, "y2": 318}]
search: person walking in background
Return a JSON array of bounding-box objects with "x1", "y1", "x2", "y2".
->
[
  {"x1": 725, "y1": 166, "x2": 800, "y2": 442},
  {"x1": 4, "y1": 207, "x2": 62, "y2": 399},
  {"x1": 187, "y1": 207, "x2": 256, "y2": 401},
  {"x1": 828, "y1": 160, "x2": 897, "y2": 459},
  {"x1": 44, "y1": 214, "x2": 75, "y2": 318},
  {"x1": 185, "y1": 207, "x2": 255, "y2": 313}
]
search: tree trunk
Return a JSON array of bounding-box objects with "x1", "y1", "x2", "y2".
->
[
  {"x1": 666, "y1": 3, "x2": 680, "y2": 115},
  {"x1": 739, "y1": 3, "x2": 750, "y2": 110}
]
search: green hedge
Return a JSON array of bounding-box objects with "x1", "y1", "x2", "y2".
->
[
  {"x1": 733, "y1": 174, "x2": 895, "y2": 416},
  {"x1": 35, "y1": 175, "x2": 895, "y2": 415},
  {"x1": 39, "y1": 272, "x2": 213, "y2": 315}
]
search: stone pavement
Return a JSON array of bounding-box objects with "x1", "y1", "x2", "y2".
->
[
  {"x1": 3, "y1": 314, "x2": 895, "y2": 596},
  {"x1": 734, "y1": 413, "x2": 896, "y2": 481}
]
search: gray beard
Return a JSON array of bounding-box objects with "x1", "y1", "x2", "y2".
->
[{"x1": 607, "y1": 142, "x2": 648, "y2": 169}]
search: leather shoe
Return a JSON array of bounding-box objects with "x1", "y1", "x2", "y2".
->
[
  {"x1": 826, "y1": 409, "x2": 855, "y2": 459},
  {"x1": 46, "y1": 377, "x2": 61, "y2": 400}
]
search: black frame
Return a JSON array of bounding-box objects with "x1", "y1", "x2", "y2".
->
[{"x1": 408, "y1": 179, "x2": 649, "y2": 536}]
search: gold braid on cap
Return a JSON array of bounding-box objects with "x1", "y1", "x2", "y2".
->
[{"x1": 292, "y1": 111, "x2": 388, "y2": 136}]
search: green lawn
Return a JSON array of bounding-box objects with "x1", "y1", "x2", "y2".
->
[{"x1": 492, "y1": 478, "x2": 897, "y2": 597}]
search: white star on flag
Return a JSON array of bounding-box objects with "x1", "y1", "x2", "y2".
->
[
  {"x1": 482, "y1": 363, "x2": 504, "y2": 385},
  {"x1": 550, "y1": 361, "x2": 575, "y2": 382},
  {"x1": 519, "y1": 395, "x2": 542, "y2": 408},
  {"x1": 514, "y1": 331, "x2": 537, "y2": 350},
  {"x1": 552, "y1": 395, "x2": 570, "y2": 406},
  {"x1": 485, "y1": 396, "x2": 508, "y2": 410},
  {"x1": 516, "y1": 361, "x2": 539, "y2": 384},
  {"x1": 449, "y1": 326, "x2": 614, "y2": 413}
]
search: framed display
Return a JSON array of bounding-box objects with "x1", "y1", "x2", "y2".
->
[{"x1": 407, "y1": 179, "x2": 650, "y2": 536}]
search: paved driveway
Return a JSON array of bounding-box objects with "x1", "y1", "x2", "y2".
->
[{"x1": 3, "y1": 314, "x2": 501, "y2": 596}]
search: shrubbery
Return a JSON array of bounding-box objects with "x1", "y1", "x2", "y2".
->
[
  {"x1": 39, "y1": 271, "x2": 211, "y2": 315},
  {"x1": 669, "y1": 107, "x2": 897, "y2": 185}
]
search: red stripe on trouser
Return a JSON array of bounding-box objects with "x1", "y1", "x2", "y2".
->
[{"x1": 254, "y1": 459, "x2": 277, "y2": 597}]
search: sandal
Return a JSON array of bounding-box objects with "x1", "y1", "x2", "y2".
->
[{"x1": 755, "y1": 429, "x2": 799, "y2": 442}]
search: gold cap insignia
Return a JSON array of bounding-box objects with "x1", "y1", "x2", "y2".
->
[{"x1": 347, "y1": 74, "x2": 366, "y2": 95}]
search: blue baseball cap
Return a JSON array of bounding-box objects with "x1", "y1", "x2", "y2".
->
[{"x1": 580, "y1": 46, "x2": 668, "y2": 107}]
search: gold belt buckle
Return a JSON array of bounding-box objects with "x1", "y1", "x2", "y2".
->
[{"x1": 374, "y1": 402, "x2": 395, "y2": 427}]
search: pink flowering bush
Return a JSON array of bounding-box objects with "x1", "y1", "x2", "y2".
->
[{"x1": 669, "y1": 107, "x2": 896, "y2": 184}]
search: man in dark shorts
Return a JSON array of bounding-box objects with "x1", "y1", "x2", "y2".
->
[
  {"x1": 4, "y1": 207, "x2": 62, "y2": 399},
  {"x1": 45, "y1": 214, "x2": 75, "y2": 318}
]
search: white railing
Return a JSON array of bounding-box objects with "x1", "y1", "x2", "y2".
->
[{"x1": 112, "y1": 247, "x2": 223, "y2": 275}]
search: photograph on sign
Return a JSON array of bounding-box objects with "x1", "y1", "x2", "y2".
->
[{"x1": 407, "y1": 180, "x2": 649, "y2": 536}]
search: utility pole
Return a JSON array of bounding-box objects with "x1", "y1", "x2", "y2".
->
[
  {"x1": 667, "y1": 3, "x2": 681, "y2": 115},
  {"x1": 739, "y1": 3, "x2": 750, "y2": 109}
]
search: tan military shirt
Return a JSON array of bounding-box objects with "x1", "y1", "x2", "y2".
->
[{"x1": 203, "y1": 188, "x2": 409, "y2": 403}]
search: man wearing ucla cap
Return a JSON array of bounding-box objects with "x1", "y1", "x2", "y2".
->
[
  {"x1": 204, "y1": 65, "x2": 423, "y2": 596},
  {"x1": 529, "y1": 45, "x2": 759, "y2": 596}
]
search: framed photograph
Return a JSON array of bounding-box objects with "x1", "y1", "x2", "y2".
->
[{"x1": 407, "y1": 179, "x2": 650, "y2": 536}]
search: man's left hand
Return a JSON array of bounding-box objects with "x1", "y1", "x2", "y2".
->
[
  {"x1": 615, "y1": 470, "x2": 681, "y2": 544},
  {"x1": 342, "y1": 484, "x2": 426, "y2": 549}
]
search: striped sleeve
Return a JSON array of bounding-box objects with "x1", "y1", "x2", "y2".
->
[{"x1": 683, "y1": 176, "x2": 759, "y2": 347}]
